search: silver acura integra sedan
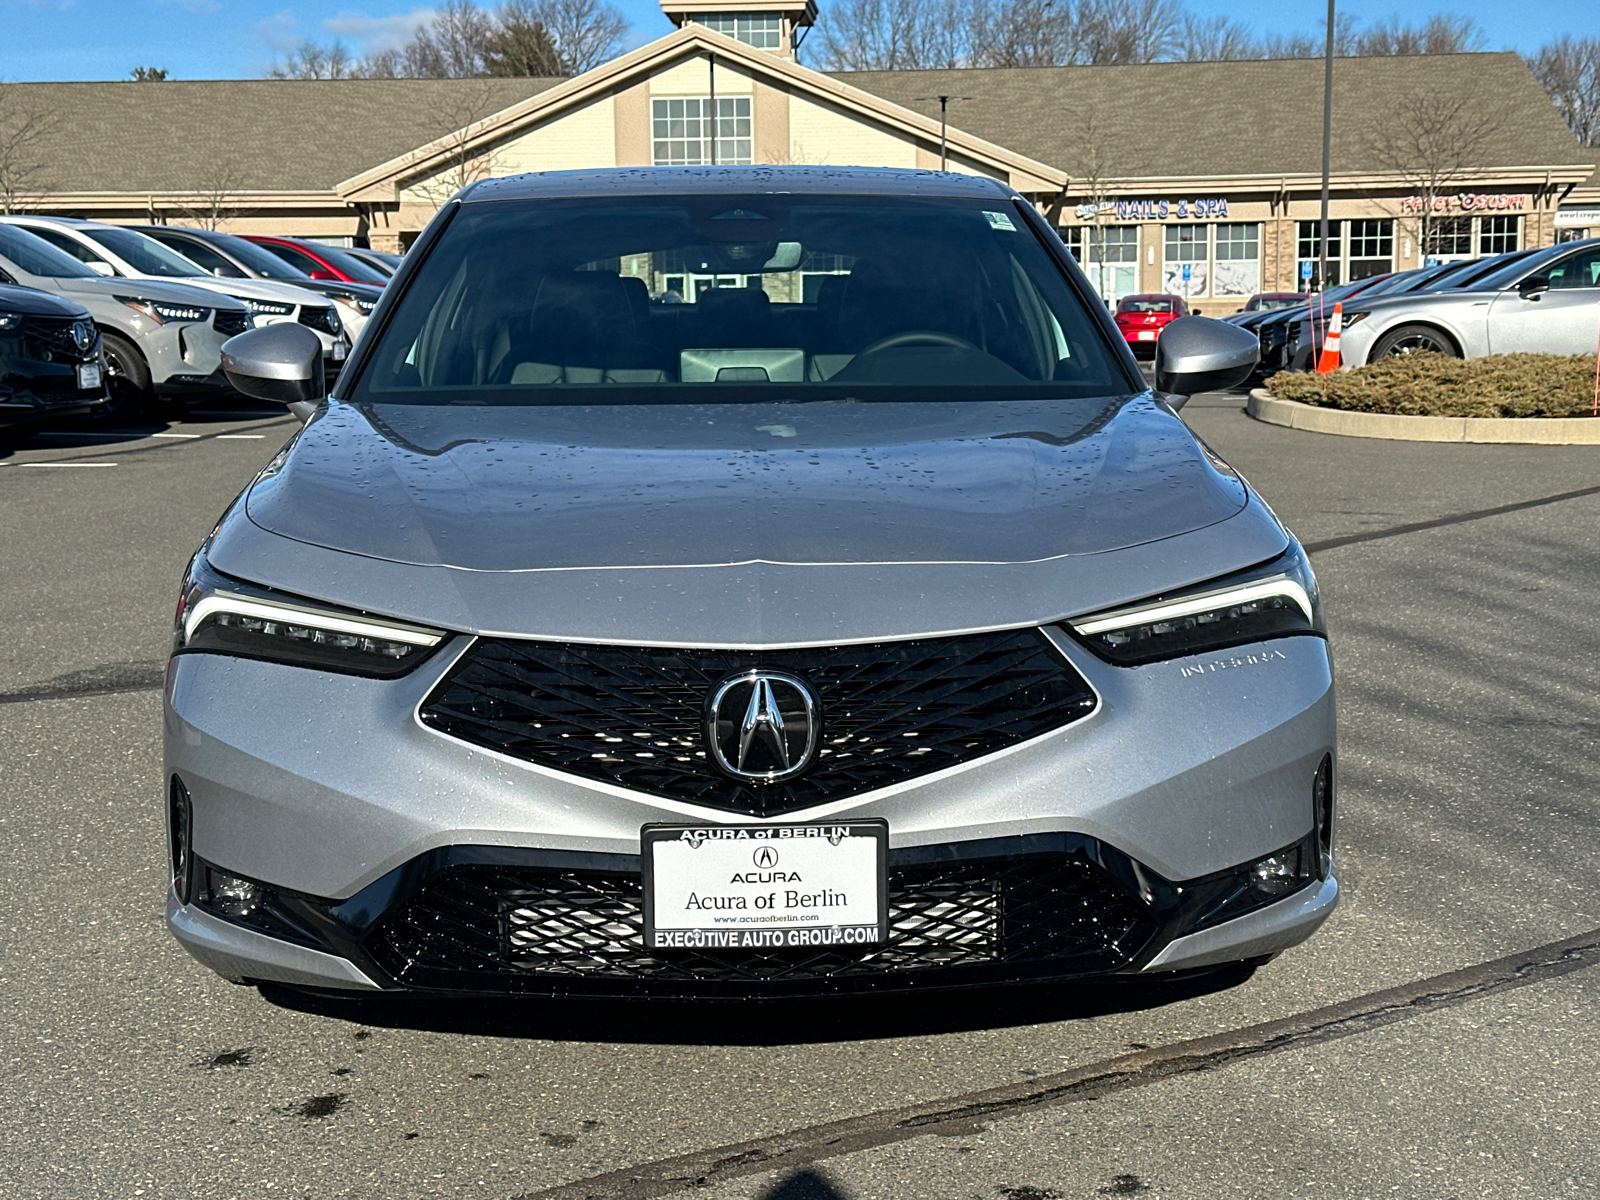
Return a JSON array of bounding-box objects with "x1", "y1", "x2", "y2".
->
[{"x1": 166, "y1": 168, "x2": 1337, "y2": 998}]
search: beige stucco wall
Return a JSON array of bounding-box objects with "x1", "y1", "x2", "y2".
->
[
  {"x1": 650, "y1": 54, "x2": 755, "y2": 95},
  {"x1": 789, "y1": 92, "x2": 916, "y2": 169}
]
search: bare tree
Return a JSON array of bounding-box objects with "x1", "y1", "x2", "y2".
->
[
  {"x1": 267, "y1": 41, "x2": 358, "y2": 79},
  {"x1": 1363, "y1": 92, "x2": 1503, "y2": 257},
  {"x1": 814, "y1": 0, "x2": 979, "y2": 70},
  {"x1": 1060, "y1": 114, "x2": 1123, "y2": 300},
  {"x1": 520, "y1": 0, "x2": 631, "y2": 74},
  {"x1": 176, "y1": 159, "x2": 252, "y2": 232},
  {"x1": 0, "y1": 84, "x2": 56, "y2": 215},
  {"x1": 1178, "y1": 15, "x2": 1259, "y2": 62},
  {"x1": 1079, "y1": 0, "x2": 1183, "y2": 65},
  {"x1": 485, "y1": 2, "x2": 566, "y2": 76},
  {"x1": 1528, "y1": 36, "x2": 1600, "y2": 147},
  {"x1": 405, "y1": 81, "x2": 507, "y2": 210},
  {"x1": 1355, "y1": 13, "x2": 1484, "y2": 57}
]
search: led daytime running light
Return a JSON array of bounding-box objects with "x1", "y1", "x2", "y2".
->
[
  {"x1": 184, "y1": 594, "x2": 442, "y2": 650},
  {"x1": 1072, "y1": 576, "x2": 1314, "y2": 637}
]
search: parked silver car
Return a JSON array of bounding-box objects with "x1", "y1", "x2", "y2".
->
[
  {"x1": 0, "y1": 216, "x2": 348, "y2": 388},
  {"x1": 1334, "y1": 238, "x2": 1600, "y2": 366},
  {"x1": 0, "y1": 223, "x2": 249, "y2": 413},
  {"x1": 166, "y1": 169, "x2": 1335, "y2": 999}
]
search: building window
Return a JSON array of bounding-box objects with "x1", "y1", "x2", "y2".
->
[
  {"x1": 689, "y1": 14, "x2": 784, "y2": 50},
  {"x1": 1061, "y1": 225, "x2": 1138, "y2": 304},
  {"x1": 651, "y1": 97, "x2": 753, "y2": 166},
  {"x1": 1212, "y1": 222, "x2": 1260, "y2": 297},
  {"x1": 1164, "y1": 224, "x2": 1209, "y2": 297},
  {"x1": 1347, "y1": 219, "x2": 1393, "y2": 280},
  {"x1": 1479, "y1": 215, "x2": 1521, "y2": 255},
  {"x1": 1296, "y1": 220, "x2": 1342, "y2": 288},
  {"x1": 1425, "y1": 217, "x2": 1473, "y2": 261}
]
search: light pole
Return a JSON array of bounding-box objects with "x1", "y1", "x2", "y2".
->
[
  {"x1": 1318, "y1": 0, "x2": 1334, "y2": 294},
  {"x1": 915, "y1": 95, "x2": 972, "y2": 171}
]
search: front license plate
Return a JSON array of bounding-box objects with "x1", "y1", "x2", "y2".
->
[
  {"x1": 78, "y1": 363, "x2": 103, "y2": 389},
  {"x1": 1136, "y1": 331, "x2": 1157, "y2": 341},
  {"x1": 643, "y1": 820, "x2": 888, "y2": 951}
]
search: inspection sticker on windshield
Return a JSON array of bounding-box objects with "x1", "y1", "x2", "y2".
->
[
  {"x1": 982, "y1": 210, "x2": 1018, "y2": 232},
  {"x1": 642, "y1": 821, "x2": 887, "y2": 950}
]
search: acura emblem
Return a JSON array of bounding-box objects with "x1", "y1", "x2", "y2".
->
[
  {"x1": 71, "y1": 321, "x2": 95, "y2": 352},
  {"x1": 704, "y1": 670, "x2": 820, "y2": 783}
]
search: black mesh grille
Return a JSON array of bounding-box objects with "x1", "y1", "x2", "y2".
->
[
  {"x1": 419, "y1": 631, "x2": 1097, "y2": 817},
  {"x1": 297, "y1": 307, "x2": 340, "y2": 336},
  {"x1": 368, "y1": 855, "x2": 1155, "y2": 993},
  {"x1": 213, "y1": 310, "x2": 249, "y2": 337},
  {"x1": 23, "y1": 317, "x2": 95, "y2": 362}
]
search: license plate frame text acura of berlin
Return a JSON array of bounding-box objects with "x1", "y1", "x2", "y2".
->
[{"x1": 642, "y1": 821, "x2": 890, "y2": 951}]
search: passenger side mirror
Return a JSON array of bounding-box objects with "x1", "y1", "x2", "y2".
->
[
  {"x1": 220, "y1": 323, "x2": 325, "y2": 421},
  {"x1": 1153, "y1": 316, "x2": 1260, "y2": 399},
  {"x1": 308, "y1": 269, "x2": 339, "y2": 281},
  {"x1": 1517, "y1": 273, "x2": 1549, "y2": 300},
  {"x1": 87, "y1": 261, "x2": 115, "y2": 277}
]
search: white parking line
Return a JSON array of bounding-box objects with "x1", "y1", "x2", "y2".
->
[
  {"x1": 216, "y1": 434, "x2": 266, "y2": 440},
  {"x1": 20, "y1": 462, "x2": 117, "y2": 468},
  {"x1": 152, "y1": 432, "x2": 202, "y2": 439}
]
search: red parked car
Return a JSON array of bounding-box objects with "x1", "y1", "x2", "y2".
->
[
  {"x1": 242, "y1": 236, "x2": 390, "y2": 286},
  {"x1": 1113, "y1": 294, "x2": 1188, "y2": 354}
]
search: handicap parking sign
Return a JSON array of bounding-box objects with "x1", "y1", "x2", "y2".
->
[
  {"x1": 1181, "y1": 263, "x2": 1192, "y2": 282},
  {"x1": 1301, "y1": 260, "x2": 1314, "y2": 280}
]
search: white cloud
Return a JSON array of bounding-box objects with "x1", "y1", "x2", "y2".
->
[{"x1": 322, "y1": 8, "x2": 438, "y2": 56}]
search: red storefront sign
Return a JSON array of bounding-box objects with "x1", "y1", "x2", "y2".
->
[{"x1": 1400, "y1": 193, "x2": 1529, "y2": 213}]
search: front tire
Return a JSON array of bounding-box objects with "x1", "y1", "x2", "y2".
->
[
  {"x1": 1370, "y1": 324, "x2": 1460, "y2": 361},
  {"x1": 102, "y1": 333, "x2": 174, "y2": 419}
]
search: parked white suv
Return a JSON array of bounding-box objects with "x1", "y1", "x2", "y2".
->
[
  {"x1": 0, "y1": 216, "x2": 348, "y2": 390},
  {"x1": 0, "y1": 223, "x2": 249, "y2": 414}
]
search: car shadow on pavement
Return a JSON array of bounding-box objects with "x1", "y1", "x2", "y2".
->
[
  {"x1": 257, "y1": 963, "x2": 1261, "y2": 1045},
  {"x1": 0, "y1": 396, "x2": 289, "y2": 461}
]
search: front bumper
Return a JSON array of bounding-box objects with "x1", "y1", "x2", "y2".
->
[{"x1": 164, "y1": 627, "x2": 1337, "y2": 996}]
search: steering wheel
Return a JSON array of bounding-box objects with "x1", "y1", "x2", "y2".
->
[{"x1": 855, "y1": 329, "x2": 980, "y2": 357}]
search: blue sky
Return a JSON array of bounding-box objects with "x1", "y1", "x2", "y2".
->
[{"x1": 0, "y1": 0, "x2": 1595, "y2": 81}]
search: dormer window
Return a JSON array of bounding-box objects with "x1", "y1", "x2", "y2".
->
[{"x1": 687, "y1": 13, "x2": 785, "y2": 51}]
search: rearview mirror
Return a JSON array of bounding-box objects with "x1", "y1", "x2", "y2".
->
[
  {"x1": 1154, "y1": 316, "x2": 1260, "y2": 398},
  {"x1": 220, "y1": 323, "x2": 324, "y2": 420}
]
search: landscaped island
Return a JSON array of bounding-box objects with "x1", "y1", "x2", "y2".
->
[{"x1": 1266, "y1": 354, "x2": 1599, "y2": 419}]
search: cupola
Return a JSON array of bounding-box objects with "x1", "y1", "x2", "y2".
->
[{"x1": 658, "y1": 0, "x2": 818, "y2": 59}]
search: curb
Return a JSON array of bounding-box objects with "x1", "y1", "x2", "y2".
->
[{"x1": 1246, "y1": 389, "x2": 1600, "y2": 445}]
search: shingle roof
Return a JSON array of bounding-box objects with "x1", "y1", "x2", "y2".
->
[
  {"x1": 830, "y1": 52, "x2": 1586, "y2": 181},
  {"x1": 5, "y1": 78, "x2": 561, "y2": 193}
]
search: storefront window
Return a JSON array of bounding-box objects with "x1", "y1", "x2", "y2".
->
[
  {"x1": 1061, "y1": 225, "x2": 1139, "y2": 305},
  {"x1": 651, "y1": 97, "x2": 753, "y2": 166},
  {"x1": 1164, "y1": 225, "x2": 1208, "y2": 298},
  {"x1": 1296, "y1": 220, "x2": 1341, "y2": 288},
  {"x1": 1479, "y1": 216, "x2": 1521, "y2": 255},
  {"x1": 1426, "y1": 217, "x2": 1473, "y2": 261},
  {"x1": 1347, "y1": 219, "x2": 1393, "y2": 280},
  {"x1": 1212, "y1": 222, "x2": 1260, "y2": 297}
]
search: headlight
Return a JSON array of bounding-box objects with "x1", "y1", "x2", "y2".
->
[
  {"x1": 116, "y1": 297, "x2": 210, "y2": 325},
  {"x1": 172, "y1": 548, "x2": 446, "y2": 678},
  {"x1": 0, "y1": 312, "x2": 22, "y2": 331},
  {"x1": 350, "y1": 296, "x2": 377, "y2": 315},
  {"x1": 1340, "y1": 311, "x2": 1370, "y2": 327},
  {"x1": 1068, "y1": 543, "x2": 1324, "y2": 666},
  {"x1": 238, "y1": 298, "x2": 295, "y2": 317}
]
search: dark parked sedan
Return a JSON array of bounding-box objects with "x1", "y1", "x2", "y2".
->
[{"x1": 0, "y1": 283, "x2": 108, "y2": 427}]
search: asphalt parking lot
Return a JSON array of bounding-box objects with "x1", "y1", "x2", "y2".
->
[{"x1": 2, "y1": 390, "x2": 1599, "y2": 1199}]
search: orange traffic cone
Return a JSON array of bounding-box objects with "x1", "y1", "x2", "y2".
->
[{"x1": 1315, "y1": 302, "x2": 1343, "y2": 374}]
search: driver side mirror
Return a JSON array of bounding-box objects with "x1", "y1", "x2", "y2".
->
[
  {"x1": 220, "y1": 323, "x2": 325, "y2": 422},
  {"x1": 308, "y1": 268, "x2": 339, "y2": 281},
  {"x1": 87, "y1": 261, "x2": 115, "y2": 277},
  {"x1": 1517, "y1": 273, "x2": 1549, "y2": 300},
  {"x1": 1154, "y1": 316, "x2": 1260, "y2": 400}
]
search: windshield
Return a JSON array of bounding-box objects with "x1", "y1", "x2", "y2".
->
[
  {"x1": 1117, "y1": 297, "x2": 1178, "y2": 314},
  {"x1": 0, "y1": 224, "x2": 99, "y2": 279},
  {"x1": 205, "y1": 233, "x2": 315, "y2": 281},
  {"x1": 1252, "y1": 296, "x2": 1303, "y2": 310},
  {"x1": 355, "y1": 195, "x2": 1128, "y2": 406},
  {"x1": 90, "y1": 227, "x2": 207, "y2": 277},
  {"x1": 307, "y1": 243, "x2": 389, "y2": 283}
]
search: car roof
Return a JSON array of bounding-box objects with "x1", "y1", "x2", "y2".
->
[{"x1": 460, "y1": 166, "x2": 1016, "y2": 203}]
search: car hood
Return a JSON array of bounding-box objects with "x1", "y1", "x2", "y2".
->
[
  {"x1": 134, "y1": 274, "x2": 334, "y2": 308},
  {"x1": 0, "y1": 282, "x2": 88, "y2": 318},
  {"x1": 51, "y1": 274, "x2": 248, "y2": 310},
  {"x1": 246, "y1": 394, "x2": 1252, "y2": 571},
  {"x1": 214, "y1": 394, "x2": 1290, "y2": 646}
]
